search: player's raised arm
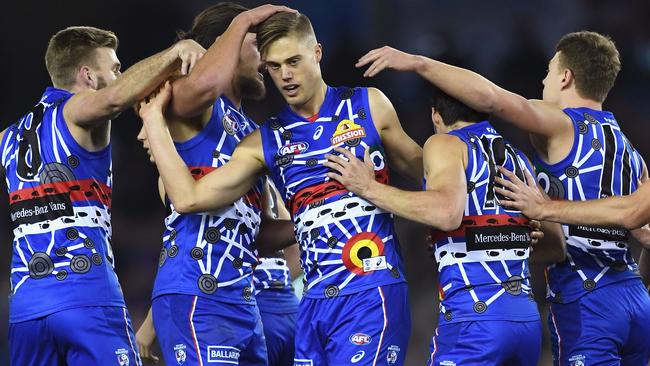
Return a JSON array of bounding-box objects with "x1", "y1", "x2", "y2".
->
[
  {"x1": 496, "y1": 167, "x2": 650, "y2": 230},
  {"x1": 356, "y1": 46, "x2": 570, "y2": 139},
  {"x1": 64, "y1": 39, "x2": 205, "y2": 127},
  {"x1": 171, "y1": 4, "x2": 296, "y2": 118},
  {"x1": 325, "y1": 134, "x2": 466, "y2": 231},
  {"x1": 367, "y1": 87, "x2": 423, "y2": 184},
  {"x1": 139, "y1": 82, "x2": 266, "y2": 214}
]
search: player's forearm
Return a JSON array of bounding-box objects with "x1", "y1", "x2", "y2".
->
[
  {"x1": 256, "y1": 219, "x2": 296, "y2": 255},
  {"x1": 144, "y1": 118, "x2": 202, "y2": 213},
  {"x1": 539, "y1": 196, "x2": 646, "y2": 229},
  {"x1": 529, "y1": 221, "x2": 566, "y2": 265},
  {"x1": 412, "y1": 55, "x2": 499, "y2": 115},
  {"x1": 171, "y1": 15, "x2": 250, "y2": 118},
  {"x1": 363, "y1": 180, "x2": 461, "y2": 231},
  {"x1": 102, "y1": 47, "x2": 181, "y2": 117}
]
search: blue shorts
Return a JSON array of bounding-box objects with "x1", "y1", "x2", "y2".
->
[
  {"x1": 294, "y1": 283, "x2": 410, "y2": 366},
  {"x1": 152, "y1": 294, "x2": 267, "y2": 366},
  {"x1": 9, "y1": 306, "x2": 141, "y2": 366},
  {"x1": 427, "y1": 320, "x2": 542, "y2": 366},
  {"x1": 548, "y1": 279, "x2": 650, "y2": 366},
  {"x1": 257, "y1": 290, "x2": 299, "y2": 366}
]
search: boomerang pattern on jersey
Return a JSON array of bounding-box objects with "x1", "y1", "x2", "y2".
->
[
  {"x1": 534, "y1": 108, "x2": 644, "y2": 303},
  {"x1": 1, "y1": 87, "x2": 123, "y2": 323},
  {"x1": 431, "y1": 122, "x2": 539, "y2": 323},
  {"x1": 152, "y1": 96, "x2": 263, "y2": 304},
  {"x1": 259, "y1": 86, "x2": 405, "y2": 299}
]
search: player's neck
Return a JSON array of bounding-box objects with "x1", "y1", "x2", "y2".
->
[
  {"x1": 559, "y1": 91, "x2": 603, "y2": 111},
  {"x1": 167, "y1": 111, "x2": 210, "y2": 143},
  {"x1": 224, "y1": 88, "x2": 243, "y2": 110},
  {"x1": 290, "y1": 80, "x2": 327, "y2": 118},
  {"x1": 443, "y1": 120, "x2": 474, "y2": 133}
]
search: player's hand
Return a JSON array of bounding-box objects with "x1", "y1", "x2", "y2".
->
[
  {"x1": 138, "y1": 81, "x2": 173, "y2": 123},
  {"x1": 494, "y1": 167, "x2": 548, "y2": 220},
  {"x1": 238, "y1": 4, "x2": 297, "y2": 27},
  {"x1": 356, "y1": 46, "x2": 419, "y2": 78},
  {"x1": 172, "y1": 39, "x2": 206, "y2": 75},
  {"x1": 630, "y1": 224, "x2": 650, "y2": 249},
  {"x1": 135, "y1": 311, "x2": 159, "y2": 364},
  {"x1": 324, "y1": 147, "x2": 375, "y2": 196},
  {"x1": 529, "y1": 220, "x2": 544, "y2": 248}
]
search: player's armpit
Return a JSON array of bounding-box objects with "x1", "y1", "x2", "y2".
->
[{"x1": 366, "y1": 87, "x2": 423, "y2": 184}]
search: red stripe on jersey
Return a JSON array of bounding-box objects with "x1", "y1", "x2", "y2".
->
[
  {"x1": 187, "y1": 166, "x2": 262, "y2": 211},
  {"x1": 8, "y1": 179, "x2": 112, "y2": 207},
  {"x1": 430, "y1": 214, "x2": 530, "y2": 243},
  {"x1": 307, "y1": 113, "x2": 319, "y2": 122}
]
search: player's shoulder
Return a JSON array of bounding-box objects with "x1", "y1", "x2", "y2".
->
[{"x1": 424, "y1": 133, "x2": 466, "y2": 158}]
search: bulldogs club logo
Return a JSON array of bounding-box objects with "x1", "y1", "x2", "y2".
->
[
  {"x1": 174, "y1": 344, "x2": 187, "y2": 365},
  {"x1": 115, "y1": 349, "x2": 129, "y2": 366},
  {"x1": 222, "y1": 112, "x2": 240, "y2": 135},
  {"x1": 386, "y1": 345, "x2": 400, "y2": 365},
  {"x1": 331, "y1": 119, "x2": 366, "y2": 146}
]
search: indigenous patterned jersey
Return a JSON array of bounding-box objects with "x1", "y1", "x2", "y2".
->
[
  {"x1": 534, "y1": 108, "x2": 644, "y2": 303},
  {"x1": 259, "y1": 86, "x2": 406, "y2": 299},
  {"x1": 253, "y1": 255, "x2": 293, "y2": 294},
  {"x1": 431, "y1": 121, "x2": 539, "y2": 323},
  {"x1": 1, "y1": 87, "x2": 124, "y2": 323},
  {"x1": 152, "y1": 96, "x2": 263, "y2": 304}
]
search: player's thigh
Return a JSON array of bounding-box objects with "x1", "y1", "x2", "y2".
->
[
  {"x1": 260, "y1": 310, "x2": 297, "y2": 366},
  {"x1": 9, "y1": 318, "x2": 64, "y2": 366},
  {"x1": 49, "y1": 306, "x2": 141, "y2": 366},
  {"x1": 326, "y1": 283, "x2": 411, "y2": 366},
  {"x1": 153, "y1": 294, "x2": 265, "y2": 365}
]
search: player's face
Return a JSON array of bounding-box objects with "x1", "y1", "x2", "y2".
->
[
  {"x1": 89, "y1": 47, "x2": 121, "y2": 90},
  {"x1": 263, "y1": 34, "x2": 322, "y2": 107},
  {"x1": 137, "y1": 125, "x2": 155, "y2": 163},
  {"x1": 234, "y1": 32, "x2": 266, "y2": 101},
  {"x1": 542, "y1": 52, "x2": 562, "y2": 104}
]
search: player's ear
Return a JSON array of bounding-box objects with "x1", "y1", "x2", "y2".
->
[
  {"x1": 560, "y1": 67, "x2": 574, "y2": 90},
  {"x1": 314, "y1": 43, "x2": 322, "y2": 63},
  {"x1": 77, "y1": 65, "x2": 97, "y2": 89}
]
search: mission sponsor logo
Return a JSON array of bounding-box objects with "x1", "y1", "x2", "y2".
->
[
  {"x1": 349, "y1": 333, "x2": 372, "y2": 345},
  {"x1": 331, "y1": 119, "x2": 366, "y2": 145},
  {"x1": 278, "y1": 141, "x2": 309, "y2": 156}
]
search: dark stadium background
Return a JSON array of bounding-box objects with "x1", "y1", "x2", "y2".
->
[{"x1": 1, "y1": 1, "x2": 649, "y2": 365}]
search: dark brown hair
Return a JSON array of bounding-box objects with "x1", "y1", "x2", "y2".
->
[
  {"x1": 45, "y1": 26, "x2": 118, "y2": 88},
  {"x1": 555, "y1": 31, "x2": 621, "y2": 102},
  {"x1": 177, "y1": 2, "x2": 249, "y2": 49},
  {"x1": 257, "y1": 12, "x2": 315, "y2": 57},
  {"x1": 429, "y1": 88, "x2": 487, "y2": 126}
]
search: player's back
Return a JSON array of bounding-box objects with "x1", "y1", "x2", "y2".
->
[
  {"x1": 534, "y1": 108, "x2": 645, "y2": 303},
  {"x1": 431, "y1": 121, "x2": 539, "y2": 323},
  {"x1": 1, "y1": 87, "x2": 124, "y2": 323}
]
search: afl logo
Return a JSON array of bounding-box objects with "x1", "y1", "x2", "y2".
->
[
  {"x1": 278, "y1": 141, "x2": 309, "y2": 156},
  {"x1": 349, "y1": 333, "x2": 372, "y2": 346},
  {"x1": 222, "y1": 112, "x2": 240, "y2": 135}
]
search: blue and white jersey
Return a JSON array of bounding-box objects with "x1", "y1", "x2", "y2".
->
[
  {"x1": 534, "y1": 108, "x2": 644, "y2": 303},
  {"x1": 1, "y1": 87, "x2": 124, "y2": 323},
  {"x1": 430, "y1": 121, "x2": 539, "y2": 323},
  {"x1": 259, "y1": 86, "x2": 405, "y2": 299},
  {"x1": 152, "y1": 96, "x2": 264, "y2": 305},
  {"x1": 253, "y1": 255, "x2": 293, "y2": 294}
]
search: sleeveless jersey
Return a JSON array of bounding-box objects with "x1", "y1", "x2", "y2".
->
[
  {"x1": 259, "y1": 86, "x2": 406, "y2": 299},
  {"x1": 431, "y1": 121, "x2": 539, "y2": 323},
  {"x1": 1, "y1": 87, "x2": 124, "y2": 323},
  {"x1": 152, "y1": 96, "x2": 263, "y2": 304},
  {"x1": 253, "y1": 255, "x2": 293, "y2": 294},
  {"x1": 533, "y1": 108, "x2": 644, "y2": 303}
]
